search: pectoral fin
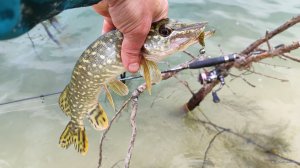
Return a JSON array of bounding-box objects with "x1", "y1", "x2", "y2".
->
[
  {"x1": 88, "y1": 104, "x2": 109, "y2": 130},
  {"x1": 141, "y1": 57, "x2": 162, "y2": 95},
  {"x1": 108, "y1": 79, "x2": 129, "y2": 96},
  {"x1": 146, "y1": 59, "x2": 161, "y2": 83}
]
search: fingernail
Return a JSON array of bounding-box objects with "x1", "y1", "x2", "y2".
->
[{"x1": 128, "y1": 63, "x2": 140, "y2": 72}]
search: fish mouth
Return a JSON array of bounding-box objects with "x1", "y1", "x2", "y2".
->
[
  {"x1": 170, "y1": 22, "x2": 208, "y2": 51},
  {"x1": 176, "y1": 22, "x2": 208, "y2": 32},
  {"x1": 172, "y1": 21, "x2": 208, "y2": 46}
]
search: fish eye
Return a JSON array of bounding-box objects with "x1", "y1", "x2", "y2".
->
[{"x1": 158, "y1": 25, "x2": 172, "y2": 37}]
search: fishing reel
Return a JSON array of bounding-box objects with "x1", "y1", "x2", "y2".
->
[{"x1": 199, "y1": 67, "x2": 226, "y2": 103}]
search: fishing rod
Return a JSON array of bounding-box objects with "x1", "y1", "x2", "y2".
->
[
  {"x1": 0, "y1": 54, "x2": 238, "y2": 106},
  {"x1": 119, "y1": 53, "x2": 237, "y2": 80}
]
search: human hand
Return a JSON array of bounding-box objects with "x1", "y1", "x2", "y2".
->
[{"x1": 93, "y1": 0, "x2": 168, "y2": 73}]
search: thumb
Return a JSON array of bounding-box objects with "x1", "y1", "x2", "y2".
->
[
  {"x1": 121, "y1": 34, "x2": 146, "y2": 73},
  {"x1": 102, "y1": 17, "x2": 115, "y2": 34}
]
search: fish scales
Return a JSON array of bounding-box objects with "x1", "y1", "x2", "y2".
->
[
  {"x1": 71, "y1": 30, "x2": 123, "y2": 100},
  {"x1": 58, "y1": 18, "x2": 207, "y2": 155}
]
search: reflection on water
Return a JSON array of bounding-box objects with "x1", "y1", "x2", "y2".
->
[{"x1": 0, "y1": 0, "x2": 300, "y2": 167}]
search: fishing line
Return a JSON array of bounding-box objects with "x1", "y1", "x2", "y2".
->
[
  {"x1": 0, "y1": 103, "x2": 58, "y2": 114},
  {"x1": 0, "y1": 91, "x2": 62, "y2": 106},
  {"x1": 0, "y1": 98, "x2": 51, "y2": 109},
  {"x1": 0, "y1": 54, "x2": 238, "y2": 107}
]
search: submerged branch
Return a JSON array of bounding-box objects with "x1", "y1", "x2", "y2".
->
[
  {"x1": 195, "y1": 118, "x2": 300, "y2": 167},
  {"x1": 184, "y1": 14, "x2": 300, "y2": 111},
  {"x1": 202, "y1": 130, "x2": 226, "y2": 168}
]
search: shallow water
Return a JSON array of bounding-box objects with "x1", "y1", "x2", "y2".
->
[{"x1": 0, "y1": 0, "x2": 300, "y2": 168}]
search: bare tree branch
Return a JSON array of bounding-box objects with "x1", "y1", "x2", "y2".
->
[
  {"x1": 229, "y1": 72, "x2": 256, "y2": 88},
  {"x1": 185, "y1": 42, "x2": 300, "y2": 112},
  {"x1": 124, "y1": 84, "x2": 146, "y2": 168},
  {"x1": 265, "y1": 30, "x2": 272, "y2": 51},
  {"x1": 247, "y1": 69, "x2": 289, "y2": 82},
  {"x1": 257, "y1": 61, "x2": 291, "y2": 69},
  {"x1": 240, "y1": 15, "x2": 300, "y2": 55},
  {"x1": 98, "y1": 98, "x2": 131, "y2": 168},
  {"x1": 281, "y1": 53, "x2": 300, "y2": 62}
]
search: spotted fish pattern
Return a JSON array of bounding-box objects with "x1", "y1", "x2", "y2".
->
[{"x1": 58, "y1": 18, "x2": 207, "y2": 155}]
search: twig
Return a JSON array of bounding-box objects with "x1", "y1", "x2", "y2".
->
[
  {"x1": 49, "y1": 17, "x2": 62, "y2": 33},
  {"x1": 111, "y1": 159, "x2": 124, "y2": 168},
  {"x1": 98, "y1": 84, "x2": 147, "y2": 168},
  {"x1": 98, "y1": 98, "x2": 131, "y2": 168},
  {"x1": 27, "y1": 32, "x2": 36, "y2": 50},
  {"x1": 183, "y1": 50, "x2": 197, "y2": 59},
  {"x1": 229, "y1": 72, "x2": 256, "y2": 88},
  {"x1": 124, "y1": 84, "x2": 146, "y2": 168},
  {"x1": 218, "y1": 44, "x2": 225, "y2": 55},
  {"x1": 247, "y1": 69, "x2": 289, "y2": 82},
  {"x1": 174, "y1": 75, "x2": 195, "y2": 95},
  {"x1": 265, "y1": 30, "x2": 272, "y2": 51},
  {"x1": 202, "y1": 130, "x2": 225, "y2": 168},
  {"x1": 257, "y1": 61, "x2": 291, "y2": 69},
  {"x1": 41, "y1": 22, "x2": 61, "y2": 47},
  {"x1": 239, "y1": 41, "x2": 300, "y2": 65},
  {"x1": 198, "y1": 111, "x2": 220, "y2": 132},
  {"x1": 150, "y1": 96, "x2": 163, "y2": 108},
  {"x1": 281, "y1": 53, "x2": 300, "y2": 62},
  {"x1": 240, "y1": 15, "x2": 300, "y2": 55},
  {"x1": 278, "y1": 55, "x2": 288, "y2": 61}
]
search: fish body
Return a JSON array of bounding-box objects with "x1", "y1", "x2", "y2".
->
[{"x1": 58, "y1": 19, "x2": 207, "y2": 155}]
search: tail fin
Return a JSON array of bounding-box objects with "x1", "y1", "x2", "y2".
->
[
  {"x1": 59, "y1": 121, "x2": 88, "y2": 155},
  {"x1": 59, "y1": 86, "x2": 71, "y2": 116},
  {"x1": 88, "y1": 104, "x2": 109, "y2": 130}
]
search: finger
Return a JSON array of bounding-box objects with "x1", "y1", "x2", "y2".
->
[
  {"x1": 153, "y1": 0, "x2": 169, "y2": 22},
  {"x1": 121, "y1": 36, "x2": 143, "y2": 73},
  {"x1": 93, "y1": 1, "x2": 110, "y2": 17},
  {"x1": 102, "y1": 18, "x2": 115, "y2": 34},
  {"x1": 121, "y1": 20, "x2": 151, "y2": 73}
]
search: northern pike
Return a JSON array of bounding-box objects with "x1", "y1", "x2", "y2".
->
[{"x1": 58, "y1": 18, "x2": 207, "y2": 155}]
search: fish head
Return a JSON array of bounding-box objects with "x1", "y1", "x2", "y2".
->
[{"x1": 143, "y1": 18, "x2": 207, "y2": 62}]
